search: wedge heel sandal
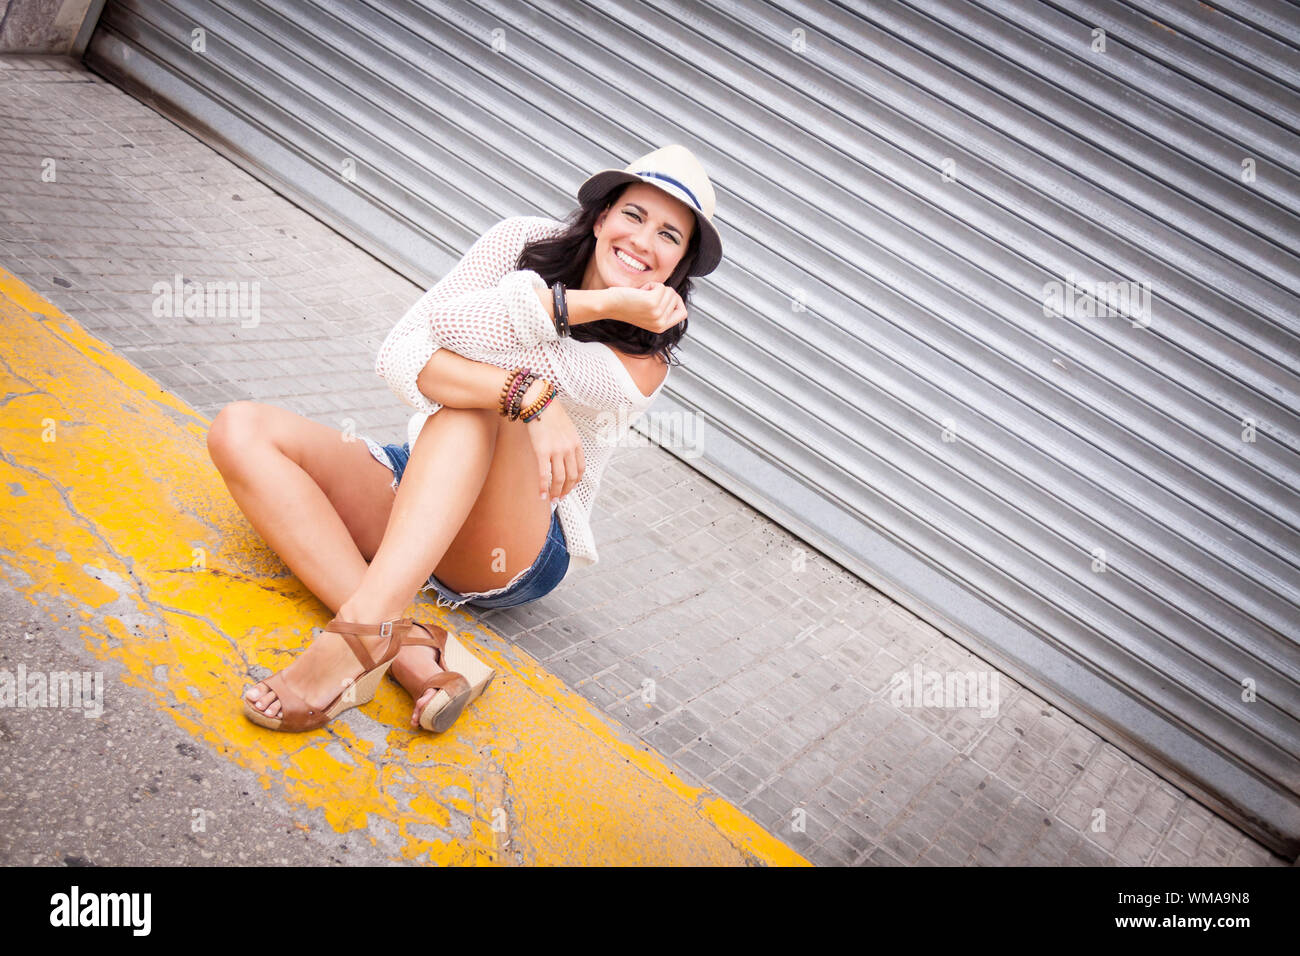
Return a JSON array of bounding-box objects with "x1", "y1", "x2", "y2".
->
[
  {"x1": 242, "y1": 617, "x2": 412, "y2": 732},
  {"x1": 400, "y1": 621, "x2": 496, "y2": 733}
]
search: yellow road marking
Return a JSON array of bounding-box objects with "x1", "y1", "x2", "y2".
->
[{"x1": 0, "y1": 268, "x2": 810, "y2": 866}]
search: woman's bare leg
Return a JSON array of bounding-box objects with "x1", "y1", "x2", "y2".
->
[
  {"x1": 206, "y1": 402, "x2": 396, "y2": 611},
  {"x1": 207, "y1": 401, "x2": 413, "y2": 721},
  {"x1": 207, "y1": 400, "x2": 552, "y2": 725},
  {"x1": 387, "y1": 407, "x2": 556, "y2": 725},
  {"x1": 229, "y1": 404, "x2": 495, "y2": 719}
]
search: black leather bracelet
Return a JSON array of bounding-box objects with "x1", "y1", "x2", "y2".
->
[
  {"x1": 551, "y1": 281, "x2": 570, "y2": 337},
  {"x1": 551, "y1": 282, "x2": 565, "y2": 337}
]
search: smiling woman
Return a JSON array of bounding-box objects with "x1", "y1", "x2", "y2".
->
[
  {"x1": 606, "y1": 199, "x2": 689, "y2": 266},
  {"x1": 210, "y1": 144, "x2": 724, "y2": 737},
  {"x1": 510, "y1": 180, "x2": 715, "y2": 370},
  {"x1": 588, "y1": 188, "x2": 693, "y2": 310}
]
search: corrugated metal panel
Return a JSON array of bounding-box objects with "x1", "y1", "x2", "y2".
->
[{"x1": 82, "y1": 0, "x2": 1300, "y2": 857}]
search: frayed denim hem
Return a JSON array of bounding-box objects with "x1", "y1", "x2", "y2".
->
[
  {"x1": 418, "y1": 560, "x2": 538, "y2": 609},
  {"x1": 361, "y1": 436, "x2": 399, "y2": 493},
  {"x1": 359, "y1": 435, "x2": 568, "y2": 610}
]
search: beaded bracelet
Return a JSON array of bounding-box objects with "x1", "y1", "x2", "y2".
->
[
  {"x1": 507, "y1": 370, "x2": 529, "y2": 414},
  {"x1": 509, "y1": 372, "x2": 538, "y2": 421},
  {"x1": 520, "y1": 377, "x2": 552, "y2": 420},
  {"x1": 498, "y1": 366, "x2": 556, "y2": 421},
  {"x1": 502, "y1": 367, "x2": 536, "y2": 419},
  {"x1": 520, "y1": 383, "x2": 558, "y2": 423},
  {"x1": 498, "y1": 366, "x2": 529, "y2": 418}
]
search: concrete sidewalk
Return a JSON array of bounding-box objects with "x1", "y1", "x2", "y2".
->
[{"x1": 0, "y1": 53, "x2": 1283, "y2": 866}]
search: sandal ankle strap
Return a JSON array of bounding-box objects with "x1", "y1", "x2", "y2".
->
[
  {"x1": 400, "y1": 621, "x2": 450, "y2": 660},
  {"x1": 324, "y1": 617, "x2": 413, "y2": 671}
]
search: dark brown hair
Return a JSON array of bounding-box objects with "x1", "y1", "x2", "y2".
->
[{"x1": 514, "y1": 182, "x2": 699, "y2": 368}]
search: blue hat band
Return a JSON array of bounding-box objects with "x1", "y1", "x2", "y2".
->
[{"x1": 634, "y1": 170, "x2": 702, "y2": 212}]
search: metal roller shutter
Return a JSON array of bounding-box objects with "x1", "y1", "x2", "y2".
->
[{"x1": 83, "y1": 0, "x2": 1300, "y2": 857}]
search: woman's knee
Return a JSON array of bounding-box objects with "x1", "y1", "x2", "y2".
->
[
  {"x1": 441, "y1": 405, "x2": 498, "y2": 423},
  {"x1": 206, "y1": 401, "x2": 266, "y2": 467},
  {"x1": 416, "y1": 405, "x2": 499, "y2": 444}
]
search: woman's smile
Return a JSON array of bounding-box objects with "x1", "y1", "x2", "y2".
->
[
  {"x1": 612, "y1": 245, "x2": 652, "y2": 274},
  {"x1": 580, "y1": 180, "x2": 694, "y2": 291}
]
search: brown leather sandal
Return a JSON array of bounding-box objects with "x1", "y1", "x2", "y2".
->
[
  {"x1": 400, "y1": 621, "x2": 496, "y2": 733},
  {"x1": 242, "y1": 617, "x2": 413, "y2": 732}
]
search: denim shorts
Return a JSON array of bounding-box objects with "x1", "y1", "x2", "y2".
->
[{"x1": 360, "y1": 437, "x2": 569, "y2": 610}]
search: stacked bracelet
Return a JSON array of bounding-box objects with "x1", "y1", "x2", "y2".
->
[
  {"x1": 551, "y1": 281, "x2": 570, "y2": 337},
  {"x1": 520, "y1": 381, "x2": 558, "y2": 422},
  {"x1": 498, "y1": 366, "x2": 530, "y2": 418},
  {"x1": 509, "y1": 372, "x2": 538, "y2": 420},
  {"x1": 498, "y1": 366, "x2": 557, "y2": 422}
]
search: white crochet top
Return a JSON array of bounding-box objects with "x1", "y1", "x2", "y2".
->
[{"x1": 374, "y1": 215, "x2": 671, "y2": 577}]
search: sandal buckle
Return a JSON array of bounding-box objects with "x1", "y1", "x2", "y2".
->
[{"x1": 380, "y1": 620, "x2": 394, "y2": 638}]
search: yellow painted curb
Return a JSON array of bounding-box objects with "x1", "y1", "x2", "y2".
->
[{"x1": 0, "y1": 267, "x2": 810, "y2": 866}]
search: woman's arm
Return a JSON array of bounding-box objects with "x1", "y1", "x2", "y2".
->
[
  {"x1": 376, "y1": 216, "x2": 670, "y2": 420},
  {"x1": 416, "y1": 345, "x2": 550, "y2": 411},
  {"x1": 417, "y1": 330, "x2": 585, "y2": 504},
  {"x1": 376, "y1": 217, "x2": 564, "y2": 413},
  {"x1": 531, "y1": 285, "x2": 612, "y2": 329},
  {"x1": 402, "y1": 217, "x2": 571, "y2": 358}
]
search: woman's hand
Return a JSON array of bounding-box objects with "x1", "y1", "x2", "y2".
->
[
  {"x1": 520, "y1": 379, "x2": 585, "y2": 502},
  {"x1": 604, "y1": 281, "x2": 687, "y2": 334}
]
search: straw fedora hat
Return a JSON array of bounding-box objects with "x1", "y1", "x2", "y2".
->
[{"x1": 577, "y1": 144, "x2": 722, "y2": 276}]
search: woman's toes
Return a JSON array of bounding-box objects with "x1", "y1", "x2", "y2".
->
[
  {"x1": 411, "y1": 688, "x2": 435, "y2": 728},
  {"x1": 258, "y1": 691, "x2": 280, "y2": 717},
  {"x1": 244, "y1": 682, "x2": 282, "y2": 719},
  {"x1": 248, "y1": 683, "x2": 278, "y2": 713}
]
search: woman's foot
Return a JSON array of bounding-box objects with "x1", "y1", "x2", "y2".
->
[
  {"x1": 244, "y1": 617, "x2": 401, "y2": 719},
  {"x1": 389, "y1": 623, "x2": 450, "y2": 728}
]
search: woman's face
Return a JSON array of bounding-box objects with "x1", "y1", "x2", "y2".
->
[{"x1": 586, "y1": 182, "x2": 695, "y2": 290}]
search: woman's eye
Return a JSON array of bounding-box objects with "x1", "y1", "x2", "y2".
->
[{"x1": 624, "y1": 209, "x2": 678, "y2": 243}]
